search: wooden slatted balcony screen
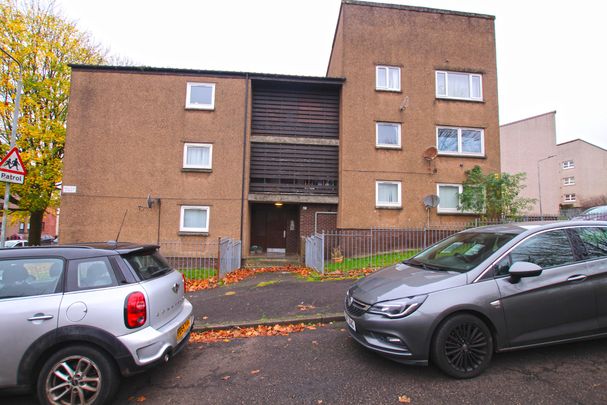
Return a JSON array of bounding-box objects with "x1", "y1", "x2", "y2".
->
[
  {"x1": 252, "y1": 82, "x2": 339, "y2": 138},
  {"x1": 250, "y1": 143, "x2": 338, "y2": 195}
]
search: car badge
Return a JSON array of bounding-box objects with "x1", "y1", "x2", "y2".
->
[{"x1": 172, "y1": 283, "x2": 179, "y2": 293}]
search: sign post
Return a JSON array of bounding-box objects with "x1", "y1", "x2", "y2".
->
[{"x1": 0, "y1": 47, "x2": 23, "y2": 247}]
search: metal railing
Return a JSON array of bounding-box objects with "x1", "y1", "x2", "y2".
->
[
  {"x1": 306, "y1": 217, "x2": 567, "y2": 273},
  {"x1": 219, "y1": 238, "x2": 242, "y2": 278},
  {"x1": 160, "y1": 238, "x2": 242, "y2": 280},
  {"x1": 305, "y1": 233, "x2": 324, "y2": 273}
]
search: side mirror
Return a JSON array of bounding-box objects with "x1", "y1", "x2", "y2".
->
[{"x1": 509, "y1": 261, "x2": 542, "y2": 283}]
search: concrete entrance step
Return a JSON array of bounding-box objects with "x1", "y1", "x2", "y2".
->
[{"x1": 243, "y1": 256, "x2": 302, "y2": 268}]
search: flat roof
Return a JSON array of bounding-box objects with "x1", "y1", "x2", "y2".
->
[
  {"x1": 343, "y1": 0, "x2": 495, "y2": 20},
  {"x1": 69, "y1": 64, "x2": 345, "y2": 85}
]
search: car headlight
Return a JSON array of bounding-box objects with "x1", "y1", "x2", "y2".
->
[{"x1": 368, "y1": 295, "x2": 428, "y2": 318}]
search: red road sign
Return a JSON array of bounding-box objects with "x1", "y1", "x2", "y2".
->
[{"x1": 0, "y1": 147, "x2": 27, "y2": 184}]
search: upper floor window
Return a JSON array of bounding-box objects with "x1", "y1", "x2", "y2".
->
[
  {"x1": 376, "y1": 122, "x2": 401, "y2": 148},
  {"x1": 564, "y1": 194, "x2": 576, "y2": 202},
  {"x1": 180, "y1": 206, "x2": 210, "y2": 233},
  {"x1": 376, "y1": 66, "x2": 400, "y2": 91},
  {"x1": 186, "y1": 82, "x2": 215, "y2": 110},
  {"x1": 436, "y1": 126, "x2": 484, "y2": 156},
  {"x1": 563, "y1": 177, "x2": 575, "y2": 186},
  {"x1": 376, "y1": 181, "x2": 401, "y2": 208},
  {"x1": 562, "y1": 160, "x2": 574, "y2": 170},
  {"x1": 437, "y1": 184, "x2": 463, "y2": 213},
  {"x1": 183, "y1": 143, "x2": 212, "y2": 170},
  {"x1": 436, "y1": 71, "x2": 482, "y2": 101}
]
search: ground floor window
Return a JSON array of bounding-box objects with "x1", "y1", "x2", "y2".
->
[
  {"x1": 437, "y1": 184, "x2": 463, "y2": 213},
  {"x1": 376, "y1": 181, "x2": 401, "y2": 208},
  {"x1": 180, "y1": 206, "x2": 210, "y2": 233}
]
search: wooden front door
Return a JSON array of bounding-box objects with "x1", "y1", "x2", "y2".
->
[{"x1": 251, "y1": 204, "x2": 298, "y2": 254}]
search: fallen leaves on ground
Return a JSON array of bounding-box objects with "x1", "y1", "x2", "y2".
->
[
  {"x1": 297, "y1": 304, "x2": 316, "y2": 311},
  {"x1": 398, "y1": 395, "x2": 412, "y2": 403},
  {"x1": 185, "y1": 265, "x2": 375, "y2": 292},
  {"x1": 250, "y1": 369, "x2": 261, "y2": 375},
  {"x1": 189, "y1": 322, "x2": 325, "y2": 343},
  {"x1": 128, "y1": 396, "x2": 147, "y2": 403}
]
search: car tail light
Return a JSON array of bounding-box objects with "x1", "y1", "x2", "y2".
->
[
  {"x1": 124, "y1": 291, "x2": 147, "y2": 329},
  {"x1": 182, "y1": 272, "x2": 187, "y2": 292}
]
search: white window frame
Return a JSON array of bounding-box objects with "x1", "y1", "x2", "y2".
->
[
  {"x1": 562, "y1": 160, "x2": 575, "y2": 170},
  {"x1": 375, "y1": 181, "x2": 402, "y2": 208},
  {"x1": 564, "y1": 194, "x2": 576, "y2": 203},
  {"x1": 183, "y1": 143, "x2": 213, "y2": 170},
  {"x1": 180, "y1": 206, "x2": 210, "y2": 233},
  {"x1": 376, "y1": 66, "x2": 401, "y2": 92},
  {"x1": 435, "y1": 70, "x2": 483, "y2": 101},
  {"x1": 375, "y1": 122, "x2": 401, "y2": 149},
  {"x1": 437, "y1": 184, "x2": 463, "y2": 214},
  {"x1": 436, "y1": 126, "x2": 485, "y2": 157},
  {"x1": 185, "y1": 82, "x2": 215, "y2": 110},
  {"x1": 563, "y1": 176, "x2": 575, "y2": 186}
]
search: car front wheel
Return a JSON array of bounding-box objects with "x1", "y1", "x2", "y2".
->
[
  {"x1": 37, "y1": 344, "x2": 119, "y2": 405},
  {"x1": 431, "y1": 314, "x2": 493, "y2": 378}
]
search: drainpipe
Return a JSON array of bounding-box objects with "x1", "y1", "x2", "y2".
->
[
  {"x1": 314, "y1": 211, "x2": 337, "y2": 234},
  {"x1": 239, "y1": 74, "x2": 249, "y2": 244}
]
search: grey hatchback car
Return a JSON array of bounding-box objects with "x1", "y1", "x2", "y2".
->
[
  {"x1": 345, "y1": 221, "x2": 607, "y2": 378},
  {"x1": 0, "y1": 243, "x2": 193, "y2": 404}
]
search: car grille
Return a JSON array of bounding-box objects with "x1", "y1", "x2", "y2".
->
[{"x1": 346, "y1": 296, "x2": 370, "y2": 317}]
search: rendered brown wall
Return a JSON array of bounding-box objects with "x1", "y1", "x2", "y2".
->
[
  {"x1": 329, "y1": 3, "x2": 500, "y2": 228},
  {"x1": 61, "y1": 69, "x2": 248, "y2": 244}
]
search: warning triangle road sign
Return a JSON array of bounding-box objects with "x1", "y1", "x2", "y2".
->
[{"x1": 0, "y1": 147, "x2": 27, "y2": 175}]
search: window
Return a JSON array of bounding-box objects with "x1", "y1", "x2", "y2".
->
[
  {"x1": 376, "y1": 181, "x2": 401, "y2": 208},
  {"x1": 574, "y1": 227, "x2": 607, "y2": 260},
  {"x1": 183, "y1": 143, "x2": 212, "y2": 169},
  {"x1": 437, "y1": 127, "x2": 484, "y2": 156},
  {"x1": 563, "y1": 177, "x2": 575, "y2": 186},
  {"x1": 494, "y1": 230, "x2": 576, "y2": 276},
  {"x1": 75, "y1": 259, "x2": 116, "y2": 290},
  {"x1": 0, "y1": 258, "x2": 63, "y2": 299},
  {"x1": 437, "y1": 184, "x2": 463, "y2": 213},
  {"x1": 564, "y1": 194, "x2": 576, "y2": 203},
  {"x1": 180, "y1": 206, "x2": 210, "y2": 233},
  {"x1": 376, "y1": 66, "x2": 401, "y2": 91},
  {"x1": 186, "y1": 82, "x2": 215, "y2": 110},
  {"x1": 435, "y1": 71, "x2": 482, "y2": 101},
  {"x1": 562, "y1": 160, "x2": 574, "y2": 169},
  {"x1": 376, "y1": 122, "x2": 401, "y2": 148}
]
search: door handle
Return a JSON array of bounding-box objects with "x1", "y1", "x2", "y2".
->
[
  {"x1": 567, "y1": 275, "x2": 587, "y2": 282},
  {"x1": 283, "y1": 230, "x2": 286, "y2": 238},
  {"x1": 28, "y1": 314, "x2": 54, "y2": 321}
]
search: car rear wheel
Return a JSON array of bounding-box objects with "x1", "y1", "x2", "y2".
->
[
  {"x1": 431, "y1": 314, "x2": 493, "y2": 379},
  {"x1": 36, "y1": 344, "x2": 119, "y2": 405}
]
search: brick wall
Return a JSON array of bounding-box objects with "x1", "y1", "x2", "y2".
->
[{"x1": 299, "y1": 204, "x2": 337, "y2": 237}]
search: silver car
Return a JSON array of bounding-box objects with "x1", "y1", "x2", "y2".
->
[
  {"x1": 345, "y1": 221, "x2": 607, "y2": 378},
  {"x1": 0, "y1": 243, "x2": 193, "y2": 404}
]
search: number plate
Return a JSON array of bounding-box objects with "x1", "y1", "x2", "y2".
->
[
  {"x1": 345, "y1": 313, "x2": 356, "y2": 332},
  {"x1": 177, "y1": 318, "x2": 191, "y2": 342}
]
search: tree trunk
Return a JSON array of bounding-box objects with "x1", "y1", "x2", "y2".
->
[{"x1": 28, "y1": 210, "x2": 44, "y2": 246}]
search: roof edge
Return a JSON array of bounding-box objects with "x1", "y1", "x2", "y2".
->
[
  {"x1": 69, "y1": 64, "x2": 345, "y2": 84},
  {"x1": 500, "y1": 111, "x2": 557, "y2": 128},
  {"x1": 342, "y1": 0, "x2": 495, "y2": 20},
  {"x1": 556, "y1": 138, "x2": 607, "y2": 152}
]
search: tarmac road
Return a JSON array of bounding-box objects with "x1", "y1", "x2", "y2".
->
[{"x1": 6, "y1": 321, "x2": 607, "y2": 404}]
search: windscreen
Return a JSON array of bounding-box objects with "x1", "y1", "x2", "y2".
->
[
  {"x1": 406, "y1": 232, "x2": 517, "y2": 273},
  {"x1": 124, "y1": 250, "x2": 173, "y2": 281}
]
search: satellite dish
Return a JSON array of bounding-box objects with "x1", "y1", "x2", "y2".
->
[
  {"x1": 423, "y1": 147, "x2": 438, "y2": 161},
  {"x1": 423, "y1": 195, "x2": 440, "y2": 208},
  {"x1": 146, "y1": 194, "x2": 154, "y2": 208}
]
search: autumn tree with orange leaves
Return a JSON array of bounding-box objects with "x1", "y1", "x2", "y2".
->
[{"x1": 0, "y1": 0, "x2": 105, "y2": 244}]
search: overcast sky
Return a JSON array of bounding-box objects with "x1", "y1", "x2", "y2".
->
[{"x1": 55, "y1": 0, "x2": 606, "y2": 149}]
